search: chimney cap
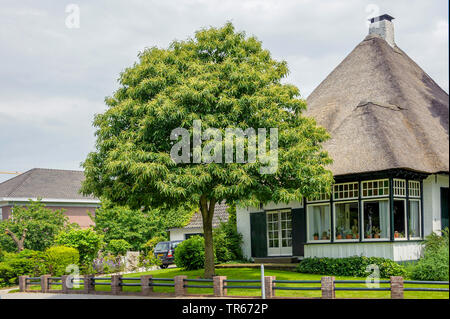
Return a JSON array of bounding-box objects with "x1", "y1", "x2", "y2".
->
[{"x1": 368, "y1": 14, "x2": 395, "y2": 23}]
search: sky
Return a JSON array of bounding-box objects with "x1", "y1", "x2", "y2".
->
[{"x1": 0, "y1": 0, "x2": 448, "y2": 183}]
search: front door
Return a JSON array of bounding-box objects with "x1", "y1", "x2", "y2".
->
[
  {"x1": 441, "y1": 188, "x2": 449, "y2": 230},
  {"x1": 267, "y1": 209, "x2": 292, "y2": 256}
]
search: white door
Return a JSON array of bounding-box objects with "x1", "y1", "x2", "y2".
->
[{"x1": 267, "y1": 209, "x2": 292, "y2": 256}]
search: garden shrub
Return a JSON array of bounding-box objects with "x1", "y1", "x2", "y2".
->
[
  {"x1": 213, "y1": 208, "x2": 243, "y2": 263},
  {"x1": 296, "y1": 255, "x2": 407, "y2": 278},
  {"x1": 105, "y1": 239, "x2": 131, "y2": 256},
  {"x1": 55, "y1": 228, "x2": 104, "y2": 267},
  {"x1": 44, "y1": 245, "x2": 80, "y2": 276},
  {"x1": 174, "y1": 236, "x2": 207, "y2": 270},
  {"x1": 0, "y1": 249, "x2": 47, "y2": 287},
  {"x1": 412, "y1": 228, "x2": 449, "y2": 281}
]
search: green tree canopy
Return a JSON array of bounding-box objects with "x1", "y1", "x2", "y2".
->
[
  {"x1": 92, "y1": 200, "x2": 194, "y2": 251},
  {"x1": 81, "y1": 23, "x2": 333, "y2": 277},
  {"x1": 0, "y1": 199, "x2": 73, "y2": 252}
]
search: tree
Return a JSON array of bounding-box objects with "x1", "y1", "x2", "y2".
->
[
  {"x1": 81, "y1": 23, "x2": 333, "y2": 277},
  {"x1": 0, "y1": 199, "x2": 72, "y2": 252},
  {"x1": 92, "y1": 200, "x2": 194, "y2": 251}
]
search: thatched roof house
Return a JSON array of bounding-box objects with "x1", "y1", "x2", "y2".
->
[{"x1": 237, "y1": 14, "x2": 449, "y2": 263}]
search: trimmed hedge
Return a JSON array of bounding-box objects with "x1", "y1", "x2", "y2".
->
[
  {"x1": 174, "y1": 236, "x2": 206, "y2": 270},
  {"x1": 45, "y1": 245, "x2": 80, "y2": 276},
  {"x1": 296, "y1": 256, "x2": 407, "y2": 278},
  {"x1": 0, "y1": 249, "x2": 47, "y2": 287}
]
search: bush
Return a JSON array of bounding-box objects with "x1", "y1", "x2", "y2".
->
[
  {"x1": 55, "y1": 228, "x2": 104, "y2": 269},
  {"x1": 44, "y1": 246, "x2": 80, "y2": 276},
  {"x1": 106, "y1": 239, "x2": 131, "y2": 256},
  {"x1": 213, "y1": 207, "x2": 243, "y2": 263},
  {"x1": 0, "y1": 249, "x2": 47, "y2": 287},
  {"x1": 174, "y1": 236, "x2": 206, "y2": 270},
  {"x1": 296, "y1": 255, "x2": 407, "y2": 278},
  {"x1": 412, "y1": 228, "x2": 449, "y2": 281}
]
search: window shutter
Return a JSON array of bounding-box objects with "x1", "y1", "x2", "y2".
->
[
  {"x1": 292, "y1": 208, "x2": 306, "y2": 256},
  {"x1": 250, "y1": 211, "x2": 267, "y2": 258}
]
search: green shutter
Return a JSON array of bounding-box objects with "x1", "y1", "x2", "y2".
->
[
  {"x1": 250, "y1": 212, "x2": 267, "y2": 258},
  {"x1": 292, "y1": 208, "x2": 306, "y2": 256}
]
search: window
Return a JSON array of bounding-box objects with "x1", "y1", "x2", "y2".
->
[
  {"x1": 0, "y1": 207, "x2": 2, "y2": 221},
  {"x1": 409, "y1": 181, "x2": 420, "y2": 198},
  {"x1": 267, "y1": 213, "x2": 280, "y2": 248},
  {"x1": 362, "y1": 179, "x2": 389, "y2": 197},
  {"x1": 409, "y1": 200, "x2": 421, "y2": 238},
  {"x1": 280, "y1": 211, "x2": 292, "y2": 248},
  {"x1": 394, "y1": 200, "x2": 407, "y2": 239},
  {"x1": 308, "y1": 191, "x2": 330, "y2": 202},
  {"x1": 363, "y1": 200, "x2": 389, "y2": 239},
  {"x1": 307, "y1": 204, "x2": 330, "y2": 241},
  {"x1": 185, "y1": 233, "x2": 203, "y2": 240},
  {"x1": 334, "y1": 202, "x2": 359, "y2": 240},
  {"x1": 333, "y1": 182, "x2": 359, "y2": 200},
  {"x1": 393, "y1": 179, "x2": 406, "y2": 197}
]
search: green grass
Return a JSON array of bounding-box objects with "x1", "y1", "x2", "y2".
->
[{"x1": 85, "y1": 268, "x2": 448, "y2": 299}]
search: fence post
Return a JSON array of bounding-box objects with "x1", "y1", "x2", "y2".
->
[
  {"x1": 84, "y1": 274, "x2": 95, "y2": 294},
  {"x1": 264, "y1": 276, "x2": 276, "y2": 298},
  {"x1": 174, "y1": 275, "x2": 187, "y2": 296},
  {"x1": 213, "y1": 276, "x2": 227, "y2": 297},
  {"x1": 61, "y1": 275, "x2": 69, "y2": 293},
  {"x1": 41, "y1": 275, "x2": 50, "y2": 293},
  {"x1": 390, "y1": 276, "x2": 404, "y2": 299},
  {"x1": 19, "y1": 275, "x2": 29, "y2": 292},
  {"x1": 111, "y1": 275, "x2": 122, "y2": 295},
  {"x1": 141, "y1": 275, "x2": 153, "y2": 295},
  {"x1": 321, "y1": 276, "x2": 335, "y2": 299}
]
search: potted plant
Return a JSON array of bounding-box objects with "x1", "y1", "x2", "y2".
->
[
  {"x1": 373, "y1": 226, "x2": 381, "y2": 238},
  {"x1": 344, "y1": 230, "x2": 353, "y2": 239},
  {"x1": 335, "y1": 226, "x2": 343, "y2": 239},
  {"x1": 366, "y1": 227, "x2": 373, "y2": 239},
  {"x1": 313, "y1": 232, "x2": 319, "y2": 240},
  {"x1": 394, "y1": 231, "x2": 399, "y2": 238},
  {"x1": 321, "y1": 231, "x2": 329, "y2": 240},
  {"x1": 351, "y1": 225, "x2": 359, "y2": 239}
]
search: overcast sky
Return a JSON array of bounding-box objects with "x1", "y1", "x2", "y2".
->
[{"x1": 0, "y1": 0, "x2": 448, "y2": 183}]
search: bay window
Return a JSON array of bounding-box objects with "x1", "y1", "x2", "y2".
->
[
  {"x1": 307, "y1": 204, "x2": 330, "y2": 242},
  {"x1": 363, "y1": 200, "x2": 389, "y2": 239}
]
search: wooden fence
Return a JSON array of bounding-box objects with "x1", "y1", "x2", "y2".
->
[{"x1": 18, "y1": 274, "x2": 449, "y2": 299}]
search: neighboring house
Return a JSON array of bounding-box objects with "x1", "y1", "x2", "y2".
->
[
  {"x1": 169, "y1": 202, "x2": 229, "y2": 241},
  {"x1": 237, "y1": 15, "x2": 449, "y2": 262},
  {"x1": 0, "y1": 168, "x2": 100, "y2": 228}
]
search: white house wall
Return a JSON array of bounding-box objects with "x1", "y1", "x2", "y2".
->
[
  {"x1": 304, "y1": 242, "x2": 422, "y2": 262},
  {"x1": 237, "y1": 201, "x2": 303, "y2": 260},
  {"x1": 423, "y1": 174, "x2": 449, "y2": 235},
  {"x1": 169, "y1": 227, "x2": 203, "y2": 241}
]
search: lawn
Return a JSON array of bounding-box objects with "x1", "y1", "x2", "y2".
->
[{"x1": 57, "y1": 268, "x2": 449, "y2": 299}]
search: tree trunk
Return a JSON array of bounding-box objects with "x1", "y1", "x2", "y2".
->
[
  {"x1": 200, "y1": 196, "x2": 216, "y2": 278},
  {"x1": 5, "y1": 228, "x2": 27, "y2": 252}
]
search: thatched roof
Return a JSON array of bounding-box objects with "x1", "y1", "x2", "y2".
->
[
  {"x1": 305, "y1": 33, "x2": 449, "y2": 176},
  {"x1": 169, "y1": 201, "x2": 229, "y2": 230}
]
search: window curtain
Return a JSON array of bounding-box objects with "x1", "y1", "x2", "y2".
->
[
  {"x1": 379, "y1": 200, "x2": 389, "y2": 238},
  {"x1": 409, "y1": 201, "x2": 420, "y2": 237}
]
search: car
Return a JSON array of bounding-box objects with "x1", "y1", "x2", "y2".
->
[{"x1": 154, "y1": 240, "x2": 183, "y2": 268}]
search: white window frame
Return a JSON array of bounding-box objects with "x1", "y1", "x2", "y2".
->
[
  {"x1": 306, "y1": 203, "x2": 331, "y2": 243},
  {"x1": 0, "y1": 207, "x2": 2, "y2": 221},
  {"x1": 333, "y1": 200, "x2": 359, "y2": 242},
  {"x1": 408, "y1": 199, "x2": 422, "y2": 240},
  {"x1": 266, "y1": 209, "x2": 292, "y2": 256},
  {"x1": 307, "y1": 191, "x2": 331, "y2": 203},
  {"x1": 393, "y1": 199, "x2": 408, "y2": 240},
  {"x1": 408, "y1": 181, "x2": 421, "y2": 198},
  {"x1": 333, "y1": 182, "x2": 359, "y2": 201},
  {"x1": 361, "y1": 198, "x2": 390, "y2": 241},
  {"x1": 361, "y1": 179, "x2": 390, "y2": 198},
  {"x1": 393, "y1": 179, "x2": 406, "y2": 197}
]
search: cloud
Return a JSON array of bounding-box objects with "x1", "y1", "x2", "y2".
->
[{"x1": 0, "y1": 0, "x2": 447, "y2": 183}]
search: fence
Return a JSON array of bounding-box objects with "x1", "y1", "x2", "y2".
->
[{"x1": 18, "y1": 274, "x2": 449, "y2": 299}]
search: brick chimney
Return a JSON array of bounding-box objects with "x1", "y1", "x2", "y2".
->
[{"x1": 368, "y1": 14, "x2": 395, "y2": 47}]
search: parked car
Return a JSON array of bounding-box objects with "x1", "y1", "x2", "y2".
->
[{"x1": 154, "y1": 240, "x2": 183, "y2": 268}]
